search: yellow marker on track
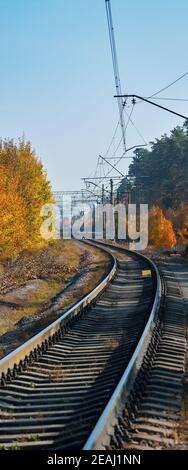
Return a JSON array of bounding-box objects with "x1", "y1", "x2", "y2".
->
[{"x1": 142, "y1": 270, "x2": 152, "y2": 277}]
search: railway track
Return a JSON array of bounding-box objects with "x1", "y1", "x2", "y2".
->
[
  {"x1": 107, "y1": 260, "x2": 186, "y2": 451},
  {"x1": 0, "y1": 241, "x2": 164, "y2": 450}
]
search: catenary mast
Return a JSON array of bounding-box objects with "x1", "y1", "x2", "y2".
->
[{"x1": 105, "y1": 0, "x2": 126, "y2": 154}]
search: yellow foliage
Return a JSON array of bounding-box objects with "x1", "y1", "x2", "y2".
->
[
  {"x1": 0, "y1": 167, "x2": 28, "y2": 258},
  {"x1": 166, "y1": 204, "x2": 188, "y2": 245},
  {"x1": 149, "y1": 206, "x2": 176, "y2": 248},
  {"x1": 0, "y1": 139, "x2": 53, "y2": 260}
]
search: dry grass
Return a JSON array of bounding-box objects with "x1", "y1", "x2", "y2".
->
[
  {"x1": 0, "y1": 306, "x2": 36, "y2": 336},
  {"x1": 0, "y1": 241, "x2": 81, "y2": 337},
  {"x1": 0, "y1": 240, "x2": 81, "y2": 294},
  {"x1": 0, "y1": 240, "x2": 110, "y2": 358},
  {"x1": 0, "y1": 279, "x2": 64, "y2": 336}
]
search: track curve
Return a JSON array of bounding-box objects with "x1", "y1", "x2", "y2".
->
[{"x1": 0, "y1": 242, "x2": 159, "y2": 450}]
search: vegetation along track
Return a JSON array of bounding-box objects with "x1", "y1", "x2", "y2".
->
[{"x1": 0, "y1": 241, "x2": 160, "y2": 450}]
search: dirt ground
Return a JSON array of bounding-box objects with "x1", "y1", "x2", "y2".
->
[{"x1": 0, "y1": 240, "x2": 110, "y2": 359}]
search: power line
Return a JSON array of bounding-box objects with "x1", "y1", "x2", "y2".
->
[
  {"x1": 110, "y1": 73, "x2": 188, "y2": 164},
  {"x1": 105, "y1": 0, "x2": 126, "y2": 153},
  {"x1": 104, "y1": 73, "x2": 188, "y2": 164},
  {"x1": 110, "y1": 105, "x2": 136, "y2": 157},
  {"x1": 124, "y1": 102, "x2": 135, "y2": 132},
  {"x1": 104, "y1": 96, "x2": 135, "y2": 159},
  {"x1": 149, "y1": 71, "x2": 188, "y2": 99},
  {"x1": 88, "y1": 100, "x2": 147, "y2": 185},
  {"x1": 124, "y1": 109, "x2": 148, "y2": 145},
  {"x1": 99, "y1": 155, "x2": 124, "y2": 177},
  {"x1": 104, "y1": 119, "x2": 147, "y2": 178},
  {"x1": 82, "y1": 176, "x2": 124, "y2": 180},
  {"x1": 101, "y1": 103, "x2": 147, "y2": 183},
  {"x1": 115, "y1": 94, "x2": 188, "y2": 120},
  {"x1": 146, "y1": 97, "x2": 188, "y2": 102},
  {"x1": 104, "y1": 144, "x2": 147, "y2": 159},
  {"x1": 112, "y1": 103, "x2": 137, "y2": 155},
  {"x1": 107, "y1": 73, "x2": 188, "y2": 173},
  {"x1": 136, "y1": 72, "x2": 188, "y2": 105},
  {"x1": 112, "y1": 135, "x2": 124, "y2": 156},
  {"x1": 104, "y1": 119, "x2": 120, "y2": 156}
]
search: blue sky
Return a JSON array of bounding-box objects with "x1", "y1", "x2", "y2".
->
[{"x1": 0, "y1": 0, "x2": 188, "y2": 191}]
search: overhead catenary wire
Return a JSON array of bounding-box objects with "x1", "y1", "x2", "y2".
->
[
  {"x1": 146, "y1": 97, "x2": 188, "y2": 101},
  {"x1": 105, "y1": 0, "x2": 127, "y2": 153},
  {"x1": 104, "y1": 72, "x2": 188, "y2": 164},
  {"x1": 109, "y1": 72, "x2": 188, "y2": 173},
  {"x1": 123, "y1": 106, "x2": 148, "y2": 146},
  {"x1": 103, "y1": 106, "x2": 148, "y2": 179},
  {"x1": 102, "y1": 0, "x2": 149, "y2": 178},
  {"x1": 136, "y1": 71, "x2": 188, "y2": 105},
  {"x1": 107, "y1": 103, "x2": 144, "y2": 162},
  {"x1": 124, "y1": 103, "x2": 135, "y2": 132},
  {"x1": 82, "y1": 5, "x2": 188, "y2": 206},
  {"x1": 99, "y1": 154, "x2": 124, "y2": 177},
  {"x1": 104, "y1": 119, "x2": 120, "y2": 156},
  {"x1": 149, "y1": 71, "x2": 188, "y2": 99},
  {"x1": 102, "y1": 103, "x2": 147, "y2": 184},
  {"x1": 105, "y1": 72, "x2": 188, "y2": 176}
]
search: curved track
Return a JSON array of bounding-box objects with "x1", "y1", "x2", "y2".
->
[
  {"x1": 109, "y1": 261, "x2": 186, "y2": 451},
  {"x1": 0, "y1": 242, "x2": 159, "y2": 450}
]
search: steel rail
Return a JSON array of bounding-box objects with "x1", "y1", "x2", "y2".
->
[
  {"x1": 0, "y1": 241, "x2": 161, "y2": 450},
  {"x1": 83, "y1": 241, "x2": 161, "y2": 450},
  {"x1": 0, "y1": 246, "x2": 117, "y2": 379}
]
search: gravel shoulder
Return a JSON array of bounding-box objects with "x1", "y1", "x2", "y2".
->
[
  {"x1": 148, "y1": 252, "x2": 188, "y2": 449},
  {"x1": 104, "y1": 241, "x2": 188, "y2": 449},
  {"x1": 169, "y1": 260, "x2": 188, "y2": 449}
]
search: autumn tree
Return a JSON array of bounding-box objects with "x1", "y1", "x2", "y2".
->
[
  {"x1": 166, "y1": 204, "x2": 188, "y2": 244},
  {"x1": 0, "y1": 138, "x2": 53, "y2": 260},
  {"x1": 0, "y1": 167, "x2": 28, "y2": 259},
  {"x1": 149, "y1": 206, "x2": 176, "y2": 248}
]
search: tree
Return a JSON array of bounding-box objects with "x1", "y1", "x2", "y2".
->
[
  {"x1": 166, "y1": 204, "x2": 188, "y2": 244},
  {"x1": 0, "y1": 167, "x2": 28, "y2": 259},
  {"x1": 177, "y1": 205, "x2": 188, "y2": 244},
  {"x1": 149, "y1": 206, "x2": 176, "y2": 248},
  {"x1": 125, "y1": 125, "x2": 188, "y2": 208},
  {"x1": 0, "y1": 138, "x2": 53, "y2": 260}
]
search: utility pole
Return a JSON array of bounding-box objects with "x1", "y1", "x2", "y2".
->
[
  {"x1": 102, "y1": 184, "x2": 105, "y2": 204},
  {"x1": 110, "y1": 178, "x2": 114, "y2": 205},
  {"x1": 105, "y1": 0, "x2": 126, "y2": 153}
]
